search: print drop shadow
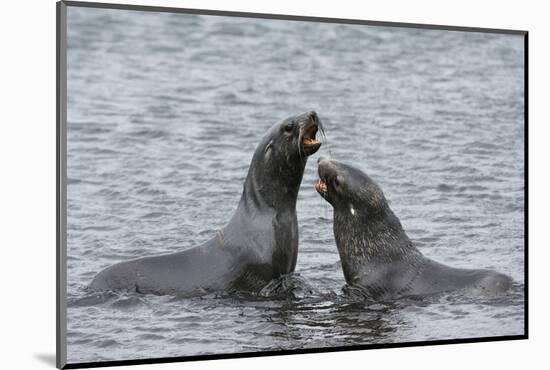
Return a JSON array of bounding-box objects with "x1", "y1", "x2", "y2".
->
[{"x1": 33, "y1": 353, "x2": 56, "y2": 367}]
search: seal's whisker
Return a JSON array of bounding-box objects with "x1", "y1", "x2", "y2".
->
[
  {"x1": 319, "y1": 186, "x2": 331, "y2": 222},
  {"x1": 297, "y1": 131, "x2": 303, "y2": 162},
  {"x1": 318, "y1": 123, "x2": 327, "y2": 143},
  {"x1": 317, "y1": 124, "x2": 333, "y2": 160}
]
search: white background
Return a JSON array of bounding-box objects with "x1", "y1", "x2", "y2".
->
[{"x1": 0, "y1": 0, "x2": 546, "y2": 369}]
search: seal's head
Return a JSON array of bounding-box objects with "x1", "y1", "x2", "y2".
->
[
  {"x1": 316, "y1": 157, "x2": 387, "y2": 216},
  {"x1": 244, "y1": 111, "x2": 324, "y2": 210},
  {"x1": 262, "y1": 111, "x2": 323, "y2": 162},
  {"x1": 315, "y1": 158, "x2": 411, "y2": 288}
]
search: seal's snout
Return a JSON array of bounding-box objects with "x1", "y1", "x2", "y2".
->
[
  {"x1": 307, "y1": 110, "x2": 323, "y2": 133},
  {"x1": 316, "y1": 177, "x2": 328, "y2": 195},
  {"x1": 308, "y1": 111, "x2": 318, "y2": 123},
  {"x1": 300, "y1": 111, "x2": 322, "y2": 156},
  {"x1": 316, "y1": 157, "x2": 335, "y2": 197},
  {"x1": 317, "y1": 157, "x2": 334, "y2": 175}
]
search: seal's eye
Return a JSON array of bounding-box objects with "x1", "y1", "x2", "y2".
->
[
  {"x1": 284, "y1": 123, "x2": 294, "y2": 132},
  {"x1": 333, "y1": 177, "x2": 340, "y2": 189}
]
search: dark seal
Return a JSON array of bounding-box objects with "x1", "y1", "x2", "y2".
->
[
  {"x1": 90, "y1": 111, "x2": 323, "y2": 296},
  {"x1": 316, "y1": 157, "x2": 512, "y2": 299}
]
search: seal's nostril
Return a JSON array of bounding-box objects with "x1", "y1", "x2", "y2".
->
[{"x1": 309, "y1": 111, "x2": 318, "y2": 122}]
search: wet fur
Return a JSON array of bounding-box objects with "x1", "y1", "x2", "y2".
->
[
  {"x1": 90, "y1": 112, "x2": 322, "y2": 296},
  {"x1": 318, "y1": 158, "x2": 513, "y2": 300}
]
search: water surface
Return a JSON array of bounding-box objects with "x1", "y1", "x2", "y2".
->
[{"x1": 66, "y1": 7, "x2": 525, "y2": 363}]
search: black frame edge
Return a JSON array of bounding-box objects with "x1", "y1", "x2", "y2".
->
[
  {"x1": 57, "y1": 1, "x2": 68, "y2": 369},
  {"x1": 63, "y1": 335, "x2": 527, "y2": 369},
  {"x1": 62, "y1": 0, "x2": 527, "y2": 35},
  {"x1": 523, "y1": 32, "x2": 529, "y2": 338}
]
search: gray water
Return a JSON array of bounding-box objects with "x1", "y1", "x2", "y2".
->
[{"x1": 66, "y1": 7, "x2": 525, "y2": 364}]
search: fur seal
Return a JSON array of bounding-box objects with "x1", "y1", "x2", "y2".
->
[
  {"x1": 315, "y1": 157, "x2": 512, "y2": 300},
  {"x1": 89, "y1": 111, "x2": 323, "y2": 296}
]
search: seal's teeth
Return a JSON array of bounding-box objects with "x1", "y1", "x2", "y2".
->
[
  {"x1": 303, "y1": 137, "x2": 321, "y2": 145},
  {"x1": 315, "y1": 178, "x2": 328, "y2": 193},
  {"x1": 301, "y1": 124, "x2": 320, "y2": 147}
]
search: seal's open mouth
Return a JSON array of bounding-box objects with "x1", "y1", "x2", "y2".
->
[
  {"x1": 301, "y1": 124, "x2": 322, "y2": 156},
  {"x1": 316, "y1": 178, "x2": 328, "y2": 195}
]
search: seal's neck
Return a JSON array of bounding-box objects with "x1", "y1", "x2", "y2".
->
[
  {"x1": 238, "y1": 150, "x2": 306, "y2": 215},
  {"x1": 333, "y1": 205, "x2": 422, "y2": 284}
]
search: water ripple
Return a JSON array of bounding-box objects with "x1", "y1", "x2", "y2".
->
[{"x1": 66, "y1": 7, "x2": 524, "y2": 364}]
